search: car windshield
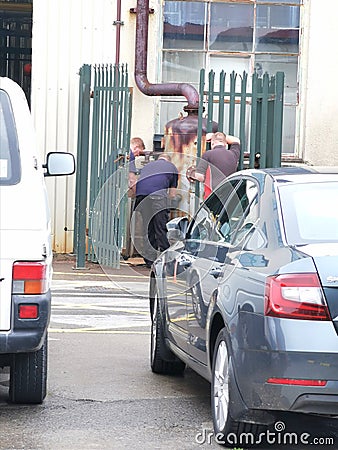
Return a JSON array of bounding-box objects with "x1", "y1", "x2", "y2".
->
[
  {"x1": 279, "y1": 181, "x2": 338, "y2": 245},
  {"x1": 0, "y1": 89, "x2": 21, "y2": 185}
]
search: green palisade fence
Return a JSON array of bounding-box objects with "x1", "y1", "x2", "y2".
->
[
  {"x1": 197, "y1": 69, "x2": 285, "y2": 170},
  {"x1": 74, "y1": 64, "x2": 91, "y2": 269},
  {"x1": 74, "y1": 64, "x2": 132, "y2": 269},
  {"x1": 74, "y1": 66, "x2": 283, "y2": 268}
]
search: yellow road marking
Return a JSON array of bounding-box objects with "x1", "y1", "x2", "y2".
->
[
  {"x1": 170, "y1": 317, "x2": 186, "y2": 323},
  {"x1": 166, "y1": 299, "x2": 186, "y2": 305}
]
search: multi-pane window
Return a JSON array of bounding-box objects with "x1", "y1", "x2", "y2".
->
[
  {"x1": 0, "y1": 0, "x2": 32, "y2": 102},
  {"x1": 161, "y1": 0, "x2": 302, "y2": 154}
]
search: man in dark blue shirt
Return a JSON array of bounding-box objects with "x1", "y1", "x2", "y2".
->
[{"x1": 134, "y1": 153, "x2": 178, "y2": 268}]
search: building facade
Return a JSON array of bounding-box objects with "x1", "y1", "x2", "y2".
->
[{"x1": 1, "y1": 0, "x2": 338, "y2": 252}]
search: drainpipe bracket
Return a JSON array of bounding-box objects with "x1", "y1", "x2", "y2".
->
[
  {"x1": 113, "y1": 20, "x2": 124, "y2": 26},
  {"x1": 183, "y1": 105, "x2": 200, "y2": 115},
  {"x1": 129, "y1": 7, "x2": 154, "y2": 14}
]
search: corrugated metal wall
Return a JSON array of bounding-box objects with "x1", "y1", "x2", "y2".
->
[
  {"x1": 30, "y1": 0, "x2": 118, "y2": 253},
  {"x1": 28, "y1": 0, "x2": 159, "y2": 253}
]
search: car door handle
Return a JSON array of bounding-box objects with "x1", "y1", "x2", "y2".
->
[
  {"x1": 209, "y1": 266, "x2": 223, "y2": 279},
  {"x1": 180, "y1": 259, "x2": 192, "y2": 268}
]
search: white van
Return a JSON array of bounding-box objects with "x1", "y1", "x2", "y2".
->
[{"x1": 0, "y1": 77, "x2": 75, "y2": 404}]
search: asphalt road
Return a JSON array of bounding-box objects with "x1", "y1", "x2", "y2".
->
[
  {"x1": 0, "y1": 258, "x2": 218, "y2": 450},
  {"x1": 0, "y1": 257, "x2": 337, "y2": 450}
]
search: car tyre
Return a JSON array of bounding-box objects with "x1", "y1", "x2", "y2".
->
[
  {"x1": 9, "y1": 334, "x2": 48, "y2": 404},
  {"x1": 212, "y1": 328, "x2": 260, "y2": 446},
  {"x1": 150, "y1": 295, "x2": 185, "y2": 375}
]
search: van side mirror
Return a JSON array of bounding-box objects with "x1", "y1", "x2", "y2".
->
[{"x1": 43, "y1": 152, "x2": 75, "y2": 177}]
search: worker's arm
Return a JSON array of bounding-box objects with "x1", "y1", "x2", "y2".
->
[
  {"x1": 186, "y1": 155, "x2": 208, "y2": 183},
  {"x1": 128, "y1": 172, "x2": 137, "y2": 197},
  {"x1": 192, "y1": 171, "x2": 205, "y2": 182}
]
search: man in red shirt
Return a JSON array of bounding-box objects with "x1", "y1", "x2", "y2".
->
[{"x1": 188, "y1": 131, "x2": 240, "y2": 199}]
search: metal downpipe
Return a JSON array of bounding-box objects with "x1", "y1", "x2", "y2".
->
[
  {"x1": 115, "y1": 0, "x2": 122, "y2": 65},
  {"x1": 135, "y1": 0, "x2": 199, "y2": 113}
]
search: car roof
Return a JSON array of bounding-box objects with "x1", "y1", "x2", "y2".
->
[{"x1": 235, "y1": 166, "x2": 338, "y2": 184}]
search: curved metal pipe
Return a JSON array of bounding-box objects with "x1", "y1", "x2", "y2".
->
[{"x1": 135, "y1": 0, "x2": 199, "y2": 113}]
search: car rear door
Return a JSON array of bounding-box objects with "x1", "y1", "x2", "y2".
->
[{"x1": 186, "y1": 177, "x2": 262, "y2": 366}]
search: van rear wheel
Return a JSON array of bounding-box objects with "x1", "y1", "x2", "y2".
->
[{"x1": 9, "y1": 335, "x2": 48, "y2": 404}]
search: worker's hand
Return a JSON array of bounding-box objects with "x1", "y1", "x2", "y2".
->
[
  {"x1": 186, "y1": 165, "x2": 196, "y2": 182},
  {"x1": 205, "y1": 132, "x2": 213, "y2": 142}
]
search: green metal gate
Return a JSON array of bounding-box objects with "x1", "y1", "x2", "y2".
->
[
  {"x1": 74, "y1": 66, "x2": 283, "y2": 268},
  {"x1": 196, "y1": 69, "x2": 285, "y2": 170},
  {"x1": 74, "y1": 64, "x2": 132, "y2": 269}
]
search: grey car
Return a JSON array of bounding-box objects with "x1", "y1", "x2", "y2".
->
[{"x1": 149, "y1": 167, "x2": 338, "y2": 446}]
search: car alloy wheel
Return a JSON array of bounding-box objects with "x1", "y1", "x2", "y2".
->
[
  {"x1": 213, "y1": 337, "x2": 230, "y2": 431},
  {"x1": 211, "y1": 327, "x2": 240, "y2": 443},
  {"x1": 211, "y1": 328, "x2": 266, "y2": 445}
]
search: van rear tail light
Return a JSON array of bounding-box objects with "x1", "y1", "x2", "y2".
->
[
  {"x1": 12, "y1": 262, "x2": 47, "y2": 295},
  {"x1": 19, "y1": 304, "x2": 39, "y2": 319},
  {"x1": 265, "y1": 273, "x2": 330, "y2": 320}
]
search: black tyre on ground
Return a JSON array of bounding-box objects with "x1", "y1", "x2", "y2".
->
[
  {"x1": 150, "y1": 295, "x2": 185, "y2": 375},
  {"x1": 9, "y1": 334, "x2": 48, "y2": 404}
]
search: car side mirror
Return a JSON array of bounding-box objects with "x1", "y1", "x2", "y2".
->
[
  {"x1": 243, "y1": 227, "x2": 266, "y2": 251},
  {"x1": 43, "y1": 152, "x2": 75, "y2": 177},
  {"x1": 166, "y1": 216, "x2": 189, "y2": 244},
  {"x1": 167, "y1": 228, "x2": 185, "y2": 244}
]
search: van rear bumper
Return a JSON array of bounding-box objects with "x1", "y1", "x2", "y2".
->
[{"x1": 0, "y1": 291, "x2": 51, "y2": 353}]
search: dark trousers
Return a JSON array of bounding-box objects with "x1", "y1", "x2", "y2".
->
[{"x1": 134, "y1": 195, "x2": 170, "y2": 265}]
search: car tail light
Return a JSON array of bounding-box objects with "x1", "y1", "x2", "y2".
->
[
  {"x1": 265, "y1": 273, "x2": 330, "y2": 320},
  {"x1": 12, "y1": 261, "x2": 47, "y2": 295},
  {"x1": 267, "y1": 377, "x2": 327, "y2": 387}
]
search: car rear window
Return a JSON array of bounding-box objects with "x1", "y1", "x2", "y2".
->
[
  {"x1": 279, "y1": 181, "x2": 338, "y2": 244},
  {"x1": 0, "y1": 89, "x2": 21, "y2": 185}
]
